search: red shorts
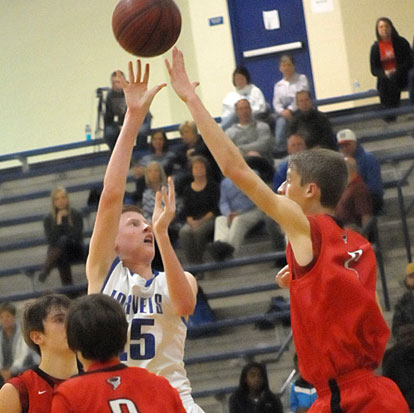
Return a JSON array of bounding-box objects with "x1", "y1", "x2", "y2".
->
[{"x1": 310, "y1": 369, "x2": 409, "y2": 413}]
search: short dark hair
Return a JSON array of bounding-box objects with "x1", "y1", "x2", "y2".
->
[
  {"x1": 66, "y1": 294, "x2": 128, "y2": 362},
  {"x1": 296, "y1": 90, "x2": 312, "y2": 99},
  {"x1": 23, "y1": 294, "x2": 71, "y2": 355},
  {"x1": 289, "y1": 149, "x2": 348, "y2": 208},
  {"x1": 0, "y1": 302, "x2": 16, "y2": 317},
  {"x1": 232, "y1": 66, "x2": 251, "y2": 86},
  {"x1": 111, "y1": 70, "x2": 125, "y2": 80}
]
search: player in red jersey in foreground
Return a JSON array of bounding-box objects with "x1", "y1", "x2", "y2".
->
[{"x1": 165, "y1": 47, "x2": 408, "y2": 413}]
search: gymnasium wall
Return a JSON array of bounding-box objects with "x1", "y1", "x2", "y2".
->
[
  {"x1": 0, "y1": 0, "x2": 412, "y2": 156},
  {"x1": 303, "y1": 0, "x2": 413, "y2": 108}
]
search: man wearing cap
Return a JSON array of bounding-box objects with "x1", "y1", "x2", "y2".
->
[
  {"x1": 391, "y1": 263, "x2": 414, "y2": 341},
  {"x1": 337, "y1": 128, "x2": 384, "y2": 214}
]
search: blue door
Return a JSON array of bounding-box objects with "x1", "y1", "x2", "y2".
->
[{"x1": 227, "y1": 0, "x2": 314, "y2": 105}]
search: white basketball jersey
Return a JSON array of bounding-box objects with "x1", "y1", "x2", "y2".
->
[{"x1": 101, "y1": 258, "x2": 193, "y2": 404}]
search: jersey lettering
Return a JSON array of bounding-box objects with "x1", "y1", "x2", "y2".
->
[
  {"x1": 344, "y1": 249, "x2": 363, "y2": 278},
  {"x1": 109, "y1": 398, "x2": 139, "y2": 413},
  {"x1": 111, "y1": 291, "x2": 163, "y2": 316}
]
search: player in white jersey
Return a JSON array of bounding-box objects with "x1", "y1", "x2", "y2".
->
[{"x1": 86, "y1": 61, "x2": 203, "y2": 412}]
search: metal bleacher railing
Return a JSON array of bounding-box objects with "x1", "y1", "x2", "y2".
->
[{"x1": 1, "y1": 90, "x2": 414, "y2": 302}]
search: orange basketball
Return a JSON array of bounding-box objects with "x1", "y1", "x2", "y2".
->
[{"x1": 112, "y1": 0, "x2": 182, "y2": 58}]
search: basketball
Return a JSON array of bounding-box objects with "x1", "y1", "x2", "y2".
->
[{"x1": 112, "y1": 0, "x2": 182, "y2": 58}]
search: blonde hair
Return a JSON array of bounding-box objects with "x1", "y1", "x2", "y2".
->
[
  {"x1": 179, "y1": 120, "x2": 197, "y2": 136},
  {"x1": 50, "y1": 186, "x2": 72, "y2": 224},
  {"x1": 144, "y1": 161, "x2": 167, "y2": 188}
]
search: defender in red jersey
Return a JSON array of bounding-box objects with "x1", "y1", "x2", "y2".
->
[
  {"x1": 165, "y1": 47, "x2": 409, "y2": 412},
  {"x1": 51, "y1": 294, "x2": 185, "y2": 413},
  {"x1": 0, "y1": 295, "x2": 79, "y2": 413}
]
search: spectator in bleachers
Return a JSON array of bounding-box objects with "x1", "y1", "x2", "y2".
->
[
  {"x1": 273, "y1": 133, "x2": 307, "y2": 192},
  {"x1": 289, "y1": 90, "x2": 336, "y2": 150},
  {"x1": 391, "y1": 262, "x2": 414, "y2": 342},
  {"x1": 382, "y1": 326, "x2": 414, "y2": 411},
  {"x1": 289, "y1": 353, "x2": 317, "y2": 413},
  {"x1": 39, "y1": 187, "x2": 85, "y2": 286},
  {"x1": 335, "y1": 156, "x2": 373, "y2": 233},
  {"x1": 178, "y1": 156, "x2": 220, "y2": 265},
  {"x1": 138, "y1": 129, "x2": 176, "y2": 176},
  {"x1": 0, "y1": 302, "x2": 39, "y2": 388},
  {"x1": 207, "y1": 173, "x2": 264, "y2": 261},
  {"x1": 266, "y1": 133, "x2": 308, "y2": 255},
  {"x1": 141, "y1": 161, "x2": 168, "y2": 222},
  {"x1": 370, "y1": 17, "x2": 413, "y2": 121},
  {"x1": 229, "y1": 361, "x2": 283, "y2": 413},
  {"x1": 174, "y1": 120, "x2": 221, "y2": 195},
  {"x1": 141, "y1": 161, "x2": 181, "y2": 271},
  {"x1": 104, "y1": 70, "x2": 152, "y2": 151},
  {"x1": 226, "y1": 98, "x2": 274, "y2": 163},
  {"x1": 336, "y1": 128, "x2": 384, "y2": 215},
  {"x1": 0, "y1": 295, "x2": 79, "y2": 412},
  {"x1": 221, "y1": 66, "x2": 268, "y2": 131},
  {"x1": 272, "y1": 54, "x2": 309, "y2": 156},
  {"x1": 409, "y1": 36, "x2": 414, "y2": 105}
]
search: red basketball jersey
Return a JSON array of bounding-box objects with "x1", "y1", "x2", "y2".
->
[
  {"x1": 51, "y1": 359, "x2": 186, "y2": 413},
  {"x1": 8, "y1": 367, "x2": 64, "y2": 413},
  {"x1": 286, "y1": 214, "x2": 389, "y2": 391}
]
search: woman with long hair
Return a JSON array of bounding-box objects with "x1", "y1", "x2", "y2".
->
[
  {"x1": 370, "y1": 17, "x2": 413, "y2": 119},
  {"x1": 39, "y1": 187, "x2": 84, "y2": 285}
]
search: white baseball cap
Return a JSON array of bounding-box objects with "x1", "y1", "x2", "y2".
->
[{"x1": 336, "y1": 129, "x2": 357, "y2": 144}]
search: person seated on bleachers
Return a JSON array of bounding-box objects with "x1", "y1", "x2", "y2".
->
[
  {"x1": 266, "y1": 133, "x2": 308, "y2": 256},
  {"x1": 0, "y1": 302, "x2": 39, "y2": 388},
  {"x1": 229, "y1": 361, "x2": 283, "y2": 413},
  {"x1": 409, "y1": 36, "x2": 414, "y2": 105},
  {"x1": 104, "y1": 70, "x2": 152, "y2": 152},
  {"x1": 370, "y1": 17, "x2": 413, "y2": 121},
  {"x1": 289, "y1": 353, "x2": 317, "y2": 413},
  {"x1": 207, "y1": 173, "x2": 264, "y2": 261},
  {"x1": 39, "y1": 187, "x2": 85, "y2": 286},
  {"x1": 336, "y1": 128, "x2": 384, "y2": 215},
  {"x1": 272, "y1": 54, "x2": 309, "y2": 156},
  {"x1": 225, "y1": 98, "x2": 274, "y2": 164},
  {"x1": 173, "y1": 120, "x2": 221, "y2": 195},
  {"x1": 289, "y1": 90, "x2": 336, "y2": 150},
  {"x1": 382, "y1": 325, "x2": 414, "y2": 411},
  {"x1": 138, "y1": 129, "x2": 176, "y2": 176},
  {"x1": 391, "y1": 262, "x2": 414, "y2": 342},
  {"x1": 221, "y1": 66, "x2": 268, "y2": 131},
  {"x1": 178, "y1": 156, "x2": 220, "y2": 265},
  {"x1": 335, "y1": 156, "x2": 373, "y2": 233}
]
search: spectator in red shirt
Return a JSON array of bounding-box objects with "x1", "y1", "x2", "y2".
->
[
  {"x1": 335, "y1": 156, "x2": 373, "y2": 232},
  {"x1": 370, "y1": 17, "x2": 413, "y2": 120}
]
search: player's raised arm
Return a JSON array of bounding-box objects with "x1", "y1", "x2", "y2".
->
[
  {"x1": 152, "y1": 177, "x2": 197, "y2": 316},
  {"x1": 87, "y1": 61, "x2": 166, "y2": 294},
  {"x1": 165, "y1": 48, "x2": 311, "y2": 263}
]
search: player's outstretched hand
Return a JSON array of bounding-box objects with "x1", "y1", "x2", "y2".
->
[
  {"x1": 275, "y1": 264, "x2": 291, "y2": 289},
  {"x1": 165, "y1": 47, "x2": 199, "y2": 102},
  {"x1": 117, "y1": 60, "x2": 166, "y2": 114},
  {"x1": 152, "y1": 176, "x2": 176, "y2": 236}
]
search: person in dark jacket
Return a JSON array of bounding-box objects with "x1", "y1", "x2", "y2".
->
[
  {"x1": 39, "y1": 187, "x2": 85, "y2": 285},
  {"x1": 370, "y1": 17, "x2": 413, "y2": 118},
  {"x1": 391, "y1": 262, "x2": 414, "y2": 342},
  {"x1": 289, "y1": 90, "x2": 336, "y2": 151},
  {"x1": 383, "y1": 327, "x2": 414, "y2": 411},
  {"x1": 229, "y1": 361, "x2": 283, "y2": 413},
  {"x1": 104, "y1": 70, "x2": 152, "y2": 151}
]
